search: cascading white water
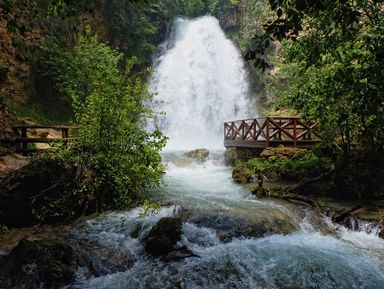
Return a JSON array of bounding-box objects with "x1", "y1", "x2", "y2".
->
[
  {"x1": 149, "y1": 16, "x2": 255, "y2": 150},
  {"x1": 67, "y1": 16, "x2": 384, "y2": 289}
]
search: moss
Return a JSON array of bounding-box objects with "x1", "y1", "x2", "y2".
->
[{"x1": 232, "y1": 162, "x2": 254, "y2": 183}]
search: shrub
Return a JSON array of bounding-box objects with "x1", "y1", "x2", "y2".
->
[
  {"x1": 30, "y1": 28, "x2": 167, "y2": 220},
  {"x1": 233, "y1": 150, "x2": 334, "y2": 183}
]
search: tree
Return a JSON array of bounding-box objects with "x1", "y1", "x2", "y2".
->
[
  {"x1": 38, "y1": 29, "x2": 167, "y2": 214},
  {"x1": 249, "y1": 0, "x2": 384, "y2": 151}
]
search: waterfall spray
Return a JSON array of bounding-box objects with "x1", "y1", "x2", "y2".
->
[{"x1": 149, "y1": 16, "x2": 256, "y2": 150}]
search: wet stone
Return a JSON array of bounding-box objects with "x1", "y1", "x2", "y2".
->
[{"x1": 145, "y1": 217, "x2": 183, "y2": 255}]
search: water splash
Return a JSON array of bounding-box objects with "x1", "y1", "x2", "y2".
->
[{"x1": 149, "y1": 16, "x2": 255, "y2": 150}]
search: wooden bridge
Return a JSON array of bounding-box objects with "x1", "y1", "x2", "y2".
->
[
  {"x1": 224, "y1": 117, "x2": 322, "y2": 149},
  {"x1": 12, "y1": 125, "x2": 79, "y2": 154}
]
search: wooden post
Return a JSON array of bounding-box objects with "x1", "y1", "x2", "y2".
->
[
  {"x1": 266, "y1": 118, "x2": 270, "y2": 147},
  {"x1": 293, "y1": 119, "x2": 297, "y2": 147},
  {"x1": 62, "y1": 127, "x2": 69, "y2": 147},
  {"x1": 62, "y1": 128, "x2": 69, "y2": 139},
  {"x1": 21, "y1": 127, "x2": 27, "y2": 155}
]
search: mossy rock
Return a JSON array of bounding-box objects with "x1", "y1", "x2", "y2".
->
[
  {"x1": 183, "y1": 149, "x2": 209, "y2": 162},
  {"x1": 224, "y1": 148, "x2": 238, "y2": 166},
  {"x1": 232, "y1": 163, "x2": 253, "y2": 184},
  {"x1": 260, "y1": 146, "x2": 306, "y2": 159}
]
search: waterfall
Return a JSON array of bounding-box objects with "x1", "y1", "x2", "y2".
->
[{"x1": 149, "y1": 16, "x2": 256, "y2": 150}]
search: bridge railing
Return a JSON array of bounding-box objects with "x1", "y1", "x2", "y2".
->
[
  {"x1": 224, "y1": 117, "x2": 322, "y2": 148},
  {"x1": 12, "y1": 125, "x2": 80, "y2": 154}
]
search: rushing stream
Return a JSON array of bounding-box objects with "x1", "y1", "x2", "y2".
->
[{"x1": 68, "y1": 16, "x2": 384, "y2": 289}]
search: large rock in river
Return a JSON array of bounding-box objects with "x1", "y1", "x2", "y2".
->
[
  {"x1": 0, "y1": 236, "x2": 136, "y2": 288},
  {"x1": 145, "y1": 217, "x2": 182, "y2": 255},
  {"x1": 0, "y1": 238, "x2": 78, "y2": 289},
  {"x1": 183, "y1": 149, "x2": 209, "y2": 162},
  {"x1": 0, "y1": 157, "x2": 75, "y2": 227}
]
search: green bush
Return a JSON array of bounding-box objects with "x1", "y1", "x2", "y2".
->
[
  {"x1": 32, "y1": 28, "x2": 167, "y2": 219},
  {"x1": 65, "y1": 30, "x2": 167, "y2": 210},
  {"x1": 233, "y1": 150, "x2": 334, "y2": 183}
]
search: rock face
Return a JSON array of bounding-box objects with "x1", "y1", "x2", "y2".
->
[
  {"x1": 183, "y1": 149, "x2": 209, "y2": 162},
  {"x1": 145, "y1": 217, "x2": 182, "y2": 255}
]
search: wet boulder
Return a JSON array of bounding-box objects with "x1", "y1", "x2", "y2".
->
[
  {"x1": 224, "y1": 148, "x2": 238, "y2": 166},
  {"x1": 145, "y1": 217, "x2": 182, "y2": 255},
  {"x1": 0, "y1": 157, "x2": 75, "y2": 227},
  {"x1": 77, "y1": 240, "x2": 135, "y2": 276},
  {"x1": 0, "y1": 238, "x2": 78, "y2": 289},
  {"x1": 162, "y1": 245, "x2": 199, "y2": 262},
  {"x1": 183, "y1": 149, "x2": 209, "y2": 162},
  {"x1": 189, "y1": 213, "x2": 297, "y2": 242}
]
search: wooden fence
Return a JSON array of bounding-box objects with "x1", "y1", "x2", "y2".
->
[
  {"x1": 12, "y1": 125, "x2": 79, "y2": 154},
  {"x1": 224, "y1": 117, "x2": 322, "y2": 149}
]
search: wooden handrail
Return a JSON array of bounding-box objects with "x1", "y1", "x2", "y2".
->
[
  {"x1": 224, "y1": 117, "x2": 321, "y2": 149},
  {"x1": 13, "y1": 125, "x2": 81, "y2": 129},
  {"x1": 12, "y1": 125, "x2": 80, "y2": 154}
]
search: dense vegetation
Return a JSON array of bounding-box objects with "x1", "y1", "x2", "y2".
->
[
  {"x1": 236, "y1": 0, "x2": 384, "y2": 199},
  {"x1": 49, "y1": 30, "x2": 166, "y2": 213},
  {"x1": 249, "y1": 0, "x2": 384, "y2": 152},
  {"x1": 0, "y1": 1, "x2": 171, "y2": 222},
  {"x1": 2, "y1": 0, "x2": 383, "y2": 223},
  {"x1": 0, "y1": 0, "x2": 273, "y2": 224}
]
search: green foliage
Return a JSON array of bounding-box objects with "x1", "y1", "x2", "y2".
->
[
  {"x1": 255, "y1": 0, "x2": 384, "y2": 151},
  {"x1": 103, "y1": 0, "x2": 244, "y2": 68},
  {"x1": 233, "y1": 150, "x2": 333, "y2": 182},
  {"x1": 104, "y1": 0, "x2": 161, "y2": 67},
  {"x1": 58, "y1": 30, "x2": 166, "y2": 211},
  {"x1": 139, "y1": 200, "x2": 161, "y2": 217},
  {"x1": 228, "y1": 0, "x2": 271, "y2": 49},
  {"x1": 8, "y1": 102, "x2": 53, "y2": 125}
]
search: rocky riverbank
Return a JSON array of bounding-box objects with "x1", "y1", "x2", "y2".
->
[
  {"x1": 1, "y1": 149, "x2": 384, "y2": 288},
  {"x1": 227, "y1": 146, "x2": 384, "y2": 238}
]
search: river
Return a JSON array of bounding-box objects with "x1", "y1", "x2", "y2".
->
[{"x1": 67, "y1": 16, "x2": 384, "y2": 289}]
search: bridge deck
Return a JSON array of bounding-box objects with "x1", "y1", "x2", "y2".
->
[{"x1": 224, "y1": 117, "x2": 321, "y2": 149}]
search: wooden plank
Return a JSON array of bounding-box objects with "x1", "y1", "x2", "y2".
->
[
  {"x1": 15, "y1": 137, "x2": 77, "y2": 143},
  {"x1": 224, "y1": 139, "x2": 269, "y2": 149},
  {"x1": 13, "y1": 125, "x2": 80, "y2": 129},
  {"x1": 224, "y1": 117, "x2": 321, "y2": 149}
]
